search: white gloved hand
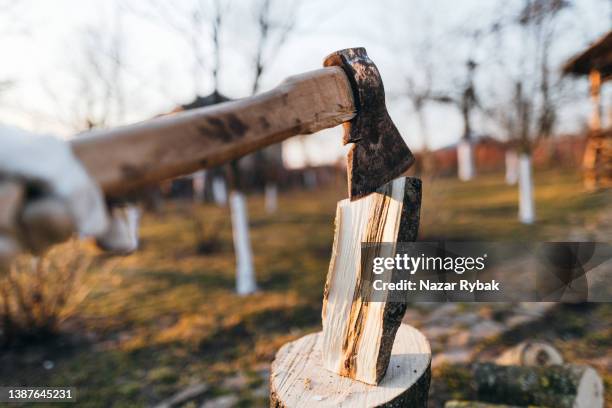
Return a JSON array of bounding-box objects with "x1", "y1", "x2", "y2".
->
[{"x1": 0, "y1": 125, "x2": 108, "y2": 263}]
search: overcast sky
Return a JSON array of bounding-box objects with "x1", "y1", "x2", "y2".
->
[{"x1": 0, "y1": 0, "x2": 609, "y2": 167}]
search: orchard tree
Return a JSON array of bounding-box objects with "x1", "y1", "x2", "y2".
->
[{"x1": 485, "y1": 0, "x2": 570, "y2": 224}]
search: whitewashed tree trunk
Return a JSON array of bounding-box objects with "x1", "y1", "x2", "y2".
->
[
  {"x1": 457, "y1": 139, "x2": 475, "y2": 181},
  {"x1": 518, "y1": 153, "x2": 535, "y2": 224},
  {"x1": 212, "y1": 176, "x2": 227, "y2": 206},
  {"x1": 505, "y1": 150, "x2": 518, "y2": 185},
  {"x1": 192, "y1": 170, "x2": 206, "y2": 201},
  {"x1": 96, "y1": 205, "x2": 140, "y2": 254},
  {"x1": 265, "y1": 183, "x2": 278, "y2": 214},
  {"x1": 230, "y1": 191, "x2": 257, "y2": 295}
]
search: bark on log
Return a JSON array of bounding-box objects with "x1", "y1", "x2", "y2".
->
[
  {"x1": 270, "y1": 324, "x2": 431, "y2": 408},
  {"x1": 320, "y1": 177, "x2": 421, "y2": 385},
  {"x1": 495, "y1": 341, "x2": 563, "y2": 367},
  {"x1": 472, "y1": 363, "x2": 603, "y2": 408}
]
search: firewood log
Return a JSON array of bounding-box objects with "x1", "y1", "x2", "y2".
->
[
  {"x1": 495, "y1": 341, "x2": 563, "y2": 367},
  {"x1": 472, "y1": 363, "x2": 603, "y2": 408},
  {"x1": 321, "y1": 177, "x2": 421, "y2": 385}
]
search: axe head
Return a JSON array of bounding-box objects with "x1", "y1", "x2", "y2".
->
[{"x1": 324, "y1": 48, "x2": 414, "y2": 200}]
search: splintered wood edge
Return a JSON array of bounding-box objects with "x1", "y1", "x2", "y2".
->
[
  {"x1": 376, "y1": 177, "x2": 421, "y2": 382},
  {"x1": 270, "y1": 324, "x2": 431, "y2": 408}
]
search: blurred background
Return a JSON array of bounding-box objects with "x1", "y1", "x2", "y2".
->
[{"x1": 0, "y1": 0, "x2": 611, "y2": 407}]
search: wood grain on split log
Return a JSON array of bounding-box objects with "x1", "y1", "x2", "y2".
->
[
  {"x1": 472, "y1": 363, "x2": 603, "y2": 408},
  {"x1": 270, "y1": 324, "x2": 431, "y2": 408},
  {"x1": 321, "y1": 177, "x2": 421, "y2": 385},
  {"x1": 495, "y1": 341, "x2": 563, "y2": 367}
]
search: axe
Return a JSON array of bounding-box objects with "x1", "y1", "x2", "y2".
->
[
  {"x1": 0, "y1": 48, "x2": 415, "y2": 258},
  {"x1": 72, "y1": 47, "x2": 414, "y2": 200}
]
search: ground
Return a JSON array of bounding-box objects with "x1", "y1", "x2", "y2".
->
[{"x1": 0, "y1": 168, "x2": 610, "y2": 407}]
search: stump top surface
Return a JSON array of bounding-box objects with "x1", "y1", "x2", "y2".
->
[{"x1": 270, "y1": 324, "x2": 431, "y2": 408}]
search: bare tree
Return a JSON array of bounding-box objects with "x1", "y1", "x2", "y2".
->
[
  {"x1": 431, "y1": 61, "x2": 480, "y2": 142},
  {"x1": 250, "y1": 0, "x2": 299, "y2": 94},
  {"x1": 483, "y1": 0, "x2": 571, "y2": 223},
  {"x1": 406, "y1": 77, "x2": 432, "y2": 146},
  {"x1": 129, "y1": 0, "x2": 226, "y2": 94},
  {"x1": 42, "y1": 6, "x2": 127, "y2": 132},
  {"x1": 403, "y1": 41, "x2": 437, "y2": 175},
  {"x1": 486, "y1": 0, "x2": 569, "y2": 152},
  {"x1": 131, "y1": 1, "x2": 263, "y2": 294},
  {"x1": 430, "y1": 59, "x2": 481, "y2": 180},
  {"x1": 0, "y1": 1, "x2": 28, "y2": 97},
  {"x1": 247, "y1": 0, "x2": 300, "y2": 189},
  {"x1": 78, "y1": 19, "x2": 126, "y2": 130},
  {"x1": 386, "y1": 1, "x2": 447, "y2": 177}
]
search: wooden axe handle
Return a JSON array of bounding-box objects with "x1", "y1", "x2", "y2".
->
[{"x1": 70, "y1": 66, "x2": 355, "y2": 196}]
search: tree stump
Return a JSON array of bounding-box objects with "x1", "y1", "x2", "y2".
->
[{"x1": 270, "y1": 323, "x2": 431, "y2": 407}]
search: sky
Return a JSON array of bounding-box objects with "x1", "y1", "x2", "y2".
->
[{"x1": 0, "y1": 0, "x2": 610, "y2": 168}]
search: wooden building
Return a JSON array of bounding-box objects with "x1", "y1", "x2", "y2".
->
[
  {"x1": 410, "y1": 135, "x2": 584, "y2": 177},
  {"x1": 563, "y1": 30, "x2": 612, "y2": 190}
]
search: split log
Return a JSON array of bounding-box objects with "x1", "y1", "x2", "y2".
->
[
  {"x1": 495, "y1": 341, "x2": 563, "y2": 367},
  {"x1": 270, "y1": 323, "x2": 431, "y2": 407},
  {"x1": 472, "y1": 363, "x2": 603, "y2": 408},
  {"x1": 321, "y1": 177, "x2": 421, "y2": 385},
  {"x1": 445, "y1": 401, "x2": 542, "y2": 408}
]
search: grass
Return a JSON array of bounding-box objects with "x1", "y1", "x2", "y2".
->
[
  {"x1": 421, "y1": 168, "x2": 610, "y2": 240},
  {"x1": 0, "y1": 168, "x2": 609, "y2": 407}
]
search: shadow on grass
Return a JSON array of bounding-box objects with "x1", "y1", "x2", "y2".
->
[
  {"x1": 136, "y1": 268, "x2": 236, "y2": 291},
  {"x1": 249, "y1": 213, "x2": 332, "y2": 228},
  {"x1": 495, "y1": 303, "x2": 596, "y2": 345},
  {"x1": 198, "y1": 303, "x2": 320, "y2": 359},
  {"x1": 463, "y1": 204, "x2": 517, "y2": 217}
]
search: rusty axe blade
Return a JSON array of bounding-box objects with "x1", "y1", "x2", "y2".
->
[{"x1": 324, "y1": 48, "x2": 414, "y2": 200}]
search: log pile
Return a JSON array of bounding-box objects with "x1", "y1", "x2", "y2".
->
[
  {"x1": 471, "y1": 363, "x2": 603, "y2": 408},
  {"x1": 438, "y1": 335, "x2": 604, "y2": 408}
]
